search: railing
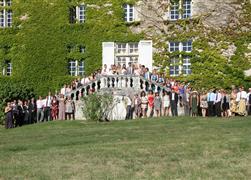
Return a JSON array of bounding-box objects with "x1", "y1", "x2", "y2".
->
[{"x1": 66, "y1": 75, "x2": 171, "y2": 100}]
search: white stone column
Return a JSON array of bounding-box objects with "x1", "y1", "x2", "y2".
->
[{"x1": 100, "y1": 77, "x2": 105, "y2": 89}]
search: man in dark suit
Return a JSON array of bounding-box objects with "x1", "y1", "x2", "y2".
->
[
  {"x1": 170, "y1": 88, "x2": 179, "y2": 116},
  {"x1": 28, "y1": 98, "x2": 36, "y2": 124},
  {"x1": 17, "y1": 100, "x2": 24, "y2": 127}
]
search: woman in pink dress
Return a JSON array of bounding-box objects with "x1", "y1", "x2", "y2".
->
[{"x1": 58, "y1": 94, "x2": 65, "y2": 120}]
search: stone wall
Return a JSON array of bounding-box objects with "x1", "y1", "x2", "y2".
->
[{"x1": 131, "y1": 0, "x2": 251, "y2": 76}]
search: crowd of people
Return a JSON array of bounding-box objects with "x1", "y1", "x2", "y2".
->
[
  {"x1": 4, "y1": 92, "x2": 76, "y2": 129},
  {"x1": 4, "y1": 62, "x2": 251, "y2": 129},
  {"x1": 122, "y1": 86, "x2": 251, "y2": 120}
]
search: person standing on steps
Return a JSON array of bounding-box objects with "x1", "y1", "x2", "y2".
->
[{"x1": 65, "y1": 96, "x2": 75, "y2": 120}]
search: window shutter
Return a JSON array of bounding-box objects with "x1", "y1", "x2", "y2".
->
[
  {"x1": 138, "y1": 40, "x2": 153, "y2": 71},
  {"x1": 102, "y1": 42, "x2": 115, "y2": 69}
]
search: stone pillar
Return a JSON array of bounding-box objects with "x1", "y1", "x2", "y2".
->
[
  {"x1": 95, "y1": 82, "x2": 98, "y2": 92},
  {"x1": 100, "y1": 77, "x2": 105, "y2": 89}
]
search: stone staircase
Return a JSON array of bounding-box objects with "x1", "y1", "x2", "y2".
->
[{"x1": 66, "y1": 75, "x2": 184, "y2": 120}]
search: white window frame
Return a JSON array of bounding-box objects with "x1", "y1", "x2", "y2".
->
[
  {"x1": 170, "y1": 57, "x2": 180, "y2": 77},
  {"x1": 0, "y1": 9, "x2": 12, "y2": 28},
  {"x1": 69, "y1": 60, "x2": 77, "y2": 76},
  {"x1": 169, "y1": 42, "x2": 180, "y2": 52},
  {"x1": 6, "y1": 61, "x2": 12, "y2": 76},
  {"x1": 129, "y1": 43, "x2": 138, "y2": 54},
  {"x1": 116, "y1": 43, "x2": 127, "y2": 55},
  {"x1": 183, "y1": 0, "x2": 192, "y2": 19},
  {"x1": 115, "y1": 42, "x2": 139, "y2": 66},
  {"x1": 0, "y1": 0, "x2": 4, "y2": 6},
  {"x1": 115, "y1": 56, "x2": 127, "y2": 66},
  {"x1": 124, "y1": 4, "x2": 135, "y2": 23},
  {"x1": 78, "y1": 60, "x2": 85, "y2": 76},
  {"x1": 76, "y1": 4, "x2": 86, "y2": 23},
  {"x1": 169, "y1": 41, "x2": 193, "y2": 76},
  {"x1": 0, "y1": 0, "x2": 11, "y2": 7},
  {"x1": 169, "y1": 2, "x2": 179, "y2": 21},
  {"x1": 169, "y1": 0, "x2": 192, "y2": 20},
  {"x1": 69, "y1": 60, "x2": 85, "y2": 76},
  {"x1": 2, "y1": 60, "x2": 12, "y2": 76},
  {"x1": 182, "y1": 40, "x2": 192, "y2": 52},
  {"x1": 182, "y1": 56, "x2": 191, "y2": 75}
]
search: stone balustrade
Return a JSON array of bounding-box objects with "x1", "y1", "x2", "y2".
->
[{"x1": 66, "y1": 75, "x2": 171, "y2": 101}]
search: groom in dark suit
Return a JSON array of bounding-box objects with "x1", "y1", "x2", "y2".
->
[{"x1": 170, "y1": 88, "x2": 179, "y2": 116}]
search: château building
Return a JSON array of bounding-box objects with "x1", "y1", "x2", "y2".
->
[{"x1": 0, "y1": 0, "x2": 250, "y2": 94}]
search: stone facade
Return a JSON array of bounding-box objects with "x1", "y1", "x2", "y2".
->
[{"x1": 129, "y1": 0, "x2": 251, "y2": 75}]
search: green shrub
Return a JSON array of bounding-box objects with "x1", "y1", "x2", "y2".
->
[{"x1": 82, "y1": 93, "x2": 113, "y2": 122}]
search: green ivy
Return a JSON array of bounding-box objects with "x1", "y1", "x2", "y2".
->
[{"x1": 0, "y1": 0, "x2": 142, "y2": 96}]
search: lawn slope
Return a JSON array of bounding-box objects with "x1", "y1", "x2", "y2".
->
[{"x1": 0, "y1": 117, "x2": 251, "y2": 179}]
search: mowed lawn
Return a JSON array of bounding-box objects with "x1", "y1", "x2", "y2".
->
[{"x1": 0, "y1": 117, "x2": 251, "y2": 179}]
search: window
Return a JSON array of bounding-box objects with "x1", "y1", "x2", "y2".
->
[
  {"x1": 169, "y1": 41, "x2": 192, "y2": 76},
  {"x1": 115, "y1": 42, "x2": 139, "y2": 66},
  {"x1": 69, "y1": 60, "x2": 77, "y2": 76},
  {"x1": 69, "y1": 60, "x2": 85, "y2": 76},
  {"x1": 115, "y1": 57, "x2": 127, "y2": 66},
  {"x1": 6, "y1": 61, "x2": 12, "y2": 76},
  {"x1": 183, "y1": 0, "x2": 192, "y2": 19},
  {"x1": 169, "y1": 0, "x2": 192, "y2": 20},
  {"x1": 79, "y1": 46, "x2": 85, "y2": 53},
  {"x1": 0, "y1": 0, "x2": 4, "y2": 6},
  {"x1": 6, "y1": 10, "x2": 12, "y2": 27},
  {"x1": 6, "y1": 0, "x2": 11, "y2": 6},
  {"x1": 0, "y1": 0, "x2": 12, "y2": 28},
  {"x1": 78, "y1": 61, "x2": 85, "y2": 76},
  {"x1": 170, "y1": 58, "x2": 180, "y2": 76},
  {"x1": 130, "y1": 56, "x2": 138, "y2": 64},
  {"x1": 169, "y1": 42, "x2": 179, "y2": 52},
  {"x1": 0, "y1": 0, "x2": 11, "y2": 6},
  {"x1": 129, "y1": 43, "x2": 138, "y2": 54},
  {"x1": 170, "y1": 3, "x2": 179, "y2": 20},
  {"x1": 2, "y1": 60, "x2": 12, "y2": 76},
  {"x1": 183, "y1": 56, "x2": 191, "y2": 75},
  {"x1": 0, "y1": 10, "x2": 4, "y2": 27},
  {"x1": 116, "y1": 43, "x2": 127, "y2": 54},
  {"x1": 123, "y1": 4, "x2": 134, "y2": 22},
  {"x1": 182, "y1": 41, "x2": 192, "y2": 52},
  {"x1": 78, "y1": 5, "x2": 86, "y2": 23}
]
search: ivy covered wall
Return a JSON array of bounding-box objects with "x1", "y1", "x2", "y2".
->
[
  {"x1": 0, "y1": 0, "x2": 251, "y2": 97},
  {"x1": 0, "y1": 0, "x2": 141, "y2": 96}
]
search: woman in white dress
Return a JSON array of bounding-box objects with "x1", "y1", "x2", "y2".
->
[
  {"x1": 141, "y1": 91, "x2": 148, "y2": 118},
  {"x1": 162, "y1": 91, "x2": 170, "y2": 116}
]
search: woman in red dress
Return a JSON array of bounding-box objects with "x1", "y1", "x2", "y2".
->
[
  {"x1": 51, "y1": 96, "x2": 58, "y2": 120},
  {"x1": 147, "y1": 90, "x2": 154, "y2": 117}
]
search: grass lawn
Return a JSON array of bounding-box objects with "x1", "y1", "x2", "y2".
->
[{"x1": 0, "y1": 117, "x2": 251, "y2": 179}]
